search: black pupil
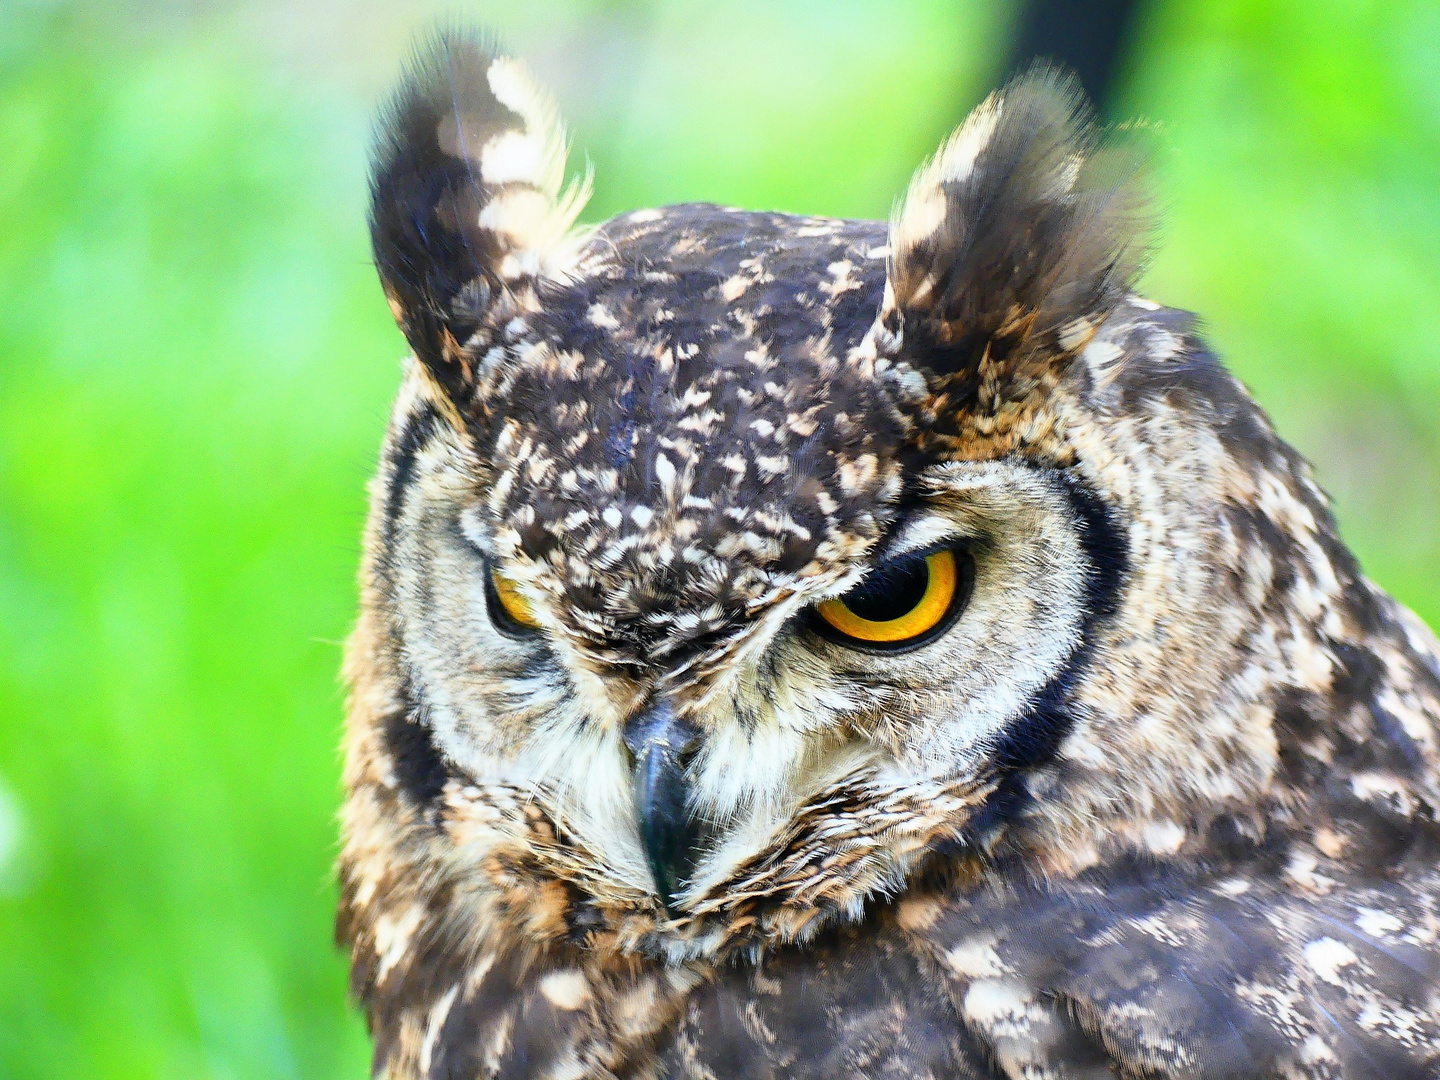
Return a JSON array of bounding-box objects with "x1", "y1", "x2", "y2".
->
[{"x1": 844, "y1": 555, "x2": 930, "y2": 622}]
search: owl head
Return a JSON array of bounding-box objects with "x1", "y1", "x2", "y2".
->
[{"x1": 344, "y1": 31, "x2": 1406, "y2": 961}]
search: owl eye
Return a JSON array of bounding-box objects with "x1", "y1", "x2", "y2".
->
[
  {"x1": 486, "y1": 566, "x2": 543, "y2": 634},
  {"x1": 811, "y1": 548, "x2": 972, "y2": 650}
]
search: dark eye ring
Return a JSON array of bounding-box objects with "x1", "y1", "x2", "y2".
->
[{"x1": 808, "y1": 547, "x2": 974, "y2": 652}]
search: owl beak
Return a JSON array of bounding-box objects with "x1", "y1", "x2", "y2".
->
[{"x1": 622, "y1": 699, "x2": 702, "y2": 914}]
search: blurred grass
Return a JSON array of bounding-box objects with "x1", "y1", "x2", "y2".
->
[{"x1": 0, "y1": 1, "x2": 1436, "y2": 1077}]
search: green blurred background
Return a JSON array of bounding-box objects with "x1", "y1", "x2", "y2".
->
[{"x1": 1, "y1": 0, "x2": 1437, "y2": 1076}]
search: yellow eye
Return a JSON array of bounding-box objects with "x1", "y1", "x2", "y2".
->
[
  {"x1": 488, "y1": 567, "x2": 542, "y2": 632},
  {"x1": 813, "y1": 549, "x2": 968, "y2": 648}
]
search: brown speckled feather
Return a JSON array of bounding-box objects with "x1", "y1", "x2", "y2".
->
[{"x1": 339, "y1": 32, "x2": 1440, "y2": 1080}]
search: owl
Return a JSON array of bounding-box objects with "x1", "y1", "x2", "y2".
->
[{"x1": 337, "y1": 31, "x2": 1440, "y2": 1080}]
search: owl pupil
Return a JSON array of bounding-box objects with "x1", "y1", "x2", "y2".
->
[{"x1": 844, "y1": 557, "x2": 930, "y2": 622}]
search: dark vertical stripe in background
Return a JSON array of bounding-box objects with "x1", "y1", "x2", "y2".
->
[{"x1": 1003, "y1": 0, "x2": 1147, "y2": 116}]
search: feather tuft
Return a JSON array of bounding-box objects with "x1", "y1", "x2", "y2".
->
[
  {"x1": 368, "y1": 28, "x2": 591, "y2": 398},
  {"x1": 878, "y1": 66, "x2": 1151, "y2": 382}
]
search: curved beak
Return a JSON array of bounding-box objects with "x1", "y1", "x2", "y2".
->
[{"x1": 622, "y1": 698, "x2": 701, "y2": 913}]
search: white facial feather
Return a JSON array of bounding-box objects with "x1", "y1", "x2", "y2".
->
[{"x1": 386, "y1": 378, "x2": 1094, "y2": 903}]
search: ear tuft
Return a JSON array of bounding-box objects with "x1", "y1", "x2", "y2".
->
[
  {"x1": 877, "y1": 67, "x2": 1149, "y2": 386},
  {"x1": 369, "y1": 29, "x2": 591, "y2": 399}
]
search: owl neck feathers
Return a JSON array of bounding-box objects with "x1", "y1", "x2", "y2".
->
[{"x1": 990, "y1": 306, "x2": 1440, "y2": 882}]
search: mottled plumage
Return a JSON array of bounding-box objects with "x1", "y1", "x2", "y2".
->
[{"x1": 338, "y1": 32, "x2": 1440, "y2": 1079}]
